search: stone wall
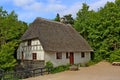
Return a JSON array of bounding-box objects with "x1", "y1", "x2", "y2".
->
[{"x1": 17, "y1": 60, "x2": 45, "y2": 70}]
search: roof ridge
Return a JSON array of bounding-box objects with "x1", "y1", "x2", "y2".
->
[{"x1": 34, "y1": 17, "x2": 70, "y2": 26}]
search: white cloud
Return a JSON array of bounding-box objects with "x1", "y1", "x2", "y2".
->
[
  {"x1": 17, "y1": 11, "x2": 40, "y2": 23},
  {"x1": 59, "y1": 2, "x2": 82, "y2": 18},
  {"x1": 48, "y1": 0, "x2": 62, "y2": 4},
  {"x1": 58, "y1": 0, "x2": 115, "y2": 18},
  {"x1": 89, "y1": 0, "x2": 115, "y2": 10},
  {"x1": 12, "y1": 0, "x2": 82, "y2": 18},
  {"x1": 13, "y1": 0, "x2": 43, "y2": 11},
  {"x1": 24, "y1": 2, "x2": 43, "y2": 11},
  {"x1": 13, "y1": 0, "x2": 66, "y2": 12},
  {"x1": 45, "y1": 4, "x2": 66, "y2": 12},
  {"x1": 13, "y1": 0, "x2": 35, "y2": 7},
  {"x1": 11, "y1": 0, "x2": 115, "y2": 23}
]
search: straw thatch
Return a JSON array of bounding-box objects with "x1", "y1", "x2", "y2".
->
[{"x1": 21, "y1": 17, "x2": 93, "y2": 52}]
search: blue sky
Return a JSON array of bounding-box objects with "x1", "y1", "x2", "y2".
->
[{"x1": 0, "y1": 0, "x2": 115, "y2": 23}]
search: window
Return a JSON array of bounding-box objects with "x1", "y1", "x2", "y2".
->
[
  {"x1": 66, "y1": 52, "x2": 69, "y2": 59},
  {"x1": 56, "y1": 52, "x2": 62, "y2": 59},
  {"x1": 28, "y1": 40, "x2": 31, "y2": 46},
  {"x1": 21, "y1": 51, "x2": 24, "y2": 60},
  {"x1": 32, "y1": 53, "x2": 37, "y2": 60},
  {"x1": 81, "y1": 52, "x2": 85, "y2": 58}
]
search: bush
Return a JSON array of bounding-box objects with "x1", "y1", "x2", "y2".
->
[
  {"x1": 85, "y1": 61, "x2": 96, "y2": 67},
  {"x1": 45, "y1": 61, "x2": 53, "y2": 68},
  {"x1": 109, "y1": 49, "x2": 120, "y2": 62},
  {"x1": 51, "y1": 64, "x2": 70, "y2": 74}
]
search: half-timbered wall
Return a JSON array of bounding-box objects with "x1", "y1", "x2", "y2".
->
[{"x1": 17, "y1": 39, "x2": 44, "y2": 60}]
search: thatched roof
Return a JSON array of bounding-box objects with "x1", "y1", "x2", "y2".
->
[{"x1": 21, "y1": 17, "x2": 93, "y2": 52}]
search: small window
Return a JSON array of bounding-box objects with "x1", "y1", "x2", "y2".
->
[
  {"x1": 32, "y1": 53, "x2": 37, "y2": 60},
  {"x1": 56, "y1": 52, "x2": 62, "y2": 59},
  {"x1": 21, "y1": 51, "x2": 24, "y2": 60},
  {"x1": 81, "y1": 52, "x2": 85, "y2": 58},
  {"x1": 66, "y1": 52, "x2": 69, "y2": 59},
  {"x1": 28, "y1": 40, "x2": 31, "y2": 46}
]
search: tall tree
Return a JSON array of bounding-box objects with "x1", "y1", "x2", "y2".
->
[
  {"x1": 0, "y1": 7, "x2": 28, "y2": 70},
  {"x1": 63, "y1": 14, "x2": 74, "y2": 25},
  {"x1": 74, "y1": 3, "x2": 97, "y2": 39},
  {"x1": 54, "y1": 13, "x2": 60, "y2": 22},
  {"x1": 74, "y1": 0, "x2": 120, "y2": 62},
  {"x1": 98, "y1": 1, "x2": 120, "y2": 60},
  {"x1": 0, "y1": 42, "x2": 16, "y2": 70}
]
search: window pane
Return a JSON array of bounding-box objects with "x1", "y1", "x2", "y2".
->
[
  {"x1": 81, "y1": 52, "x2": 85, "y2": 58},
  {"x1": 32, "y1": 53, "x2": 37, "y2": 60},
  {"x1": 56, "y1": 52, "x2": 62, "y2": 59},
  {"x1": 21, "y1": 51, "x2": 24, "y2": 60},
  {"x1": 28, "y1": 40, "x2": 31, "y2": 46},
  {"x1": 66, "y1": 52, "x2": 69, "y2": 59}
]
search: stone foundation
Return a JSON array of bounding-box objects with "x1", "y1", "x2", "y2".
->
[{"x1": 16, "y1": 60, "x2": 45, "y2": 70}]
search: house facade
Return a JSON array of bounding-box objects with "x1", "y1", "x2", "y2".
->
[{"x1": 17, "y1": 17, "x2": 93, "y2": 68}]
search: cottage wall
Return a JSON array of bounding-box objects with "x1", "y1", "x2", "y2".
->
[
  {"x1": 44, "y1": 52, "x2": 91, "y2": 67},
  {"x1": 44, "y1": 52, "x2": 69, "y2": 67},
  {"x1": 17, "y1": 39, "x2": 44, "y2": 60},
  {"x1": 74, "y1": 52, "x2": 91, "y2": 64}
]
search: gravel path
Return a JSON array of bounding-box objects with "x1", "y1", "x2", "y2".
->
[{"x1": 25, "y1": 61, "x2": 120, "y2": 80}]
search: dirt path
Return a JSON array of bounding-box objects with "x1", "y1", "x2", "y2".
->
[{"x1": 25, "y1": 61, "x2": 120, "y2": 80}]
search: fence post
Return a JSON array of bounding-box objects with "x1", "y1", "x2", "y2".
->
[
  {"x1": 48, "y1": 67, "x2": 50, "y2": 74},
  {"x1": 32, "y1": 69, "x2": 35, "y2": 77},
  {"x1": 0, "y1": 69, "x2": 4, "y2": 80},
  {"x1": 40, "y1": 68, "x2": 43, "y2": 75}
]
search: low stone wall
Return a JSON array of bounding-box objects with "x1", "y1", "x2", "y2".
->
[{"x1": 17, "y1": 60, "x2": 45, "y2": 70}]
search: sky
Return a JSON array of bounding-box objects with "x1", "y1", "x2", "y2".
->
[{"x1": 0, "y1": 0, "x2": 115, "y2": 23}]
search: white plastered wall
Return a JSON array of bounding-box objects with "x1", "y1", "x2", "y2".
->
[
  {"x1": 44, "y1": 52, "x2": 69, "y2": 67},
  {"x1": 44, "y1": 52, "x2": 91, "y2": 67},
  {"x1": 74, "y1": 52, "x2": 91, "y2": 64}
]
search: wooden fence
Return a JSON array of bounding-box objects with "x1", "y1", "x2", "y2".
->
[{"x1": 0, "y1": 67, "x2": 51, "y2": 80}]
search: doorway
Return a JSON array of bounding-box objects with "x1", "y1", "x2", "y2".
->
[{"x1": 69, "y1": 52, "x2": 74, "y2": 64}]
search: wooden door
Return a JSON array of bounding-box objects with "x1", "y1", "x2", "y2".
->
[
  {"x1": 69, "y1": 52, "x2": 74, "y2": 64},
  {"x1": 32, "y1": 53, "x2": 37, "y2": 60}
]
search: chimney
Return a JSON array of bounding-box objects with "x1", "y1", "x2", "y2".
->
[{"x1": 60, "y1": 17, "x2": 66, "y2": 23}]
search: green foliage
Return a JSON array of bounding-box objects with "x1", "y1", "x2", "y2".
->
[
  {"x1": 74, "y1": 0, "x2": 120, "y2": 62},
  {"x1": 85, "y1": 61, "x2": 97, "y2": 67},
  {"x1": 2, "y1": 72, "x2": 20, "y2": 80},
  {"x1": 54, "y1": 13, "x2": 74, "y2": 25},
  {"x1": 0, "y1": 42, "x2": 16, "y2": 70},
  {"x1": 45, "y1": 61, "x2": 53, "y2": 68},
  {"x1": 54, "y1": 13, "x2": 60, "y2": 22},
  {"x1": 51, "y1": 64, "x2": 70, "y2": 74},
  {"x1": 45, "y1": 62, "x2": 70, "y2": 74},
  {"x1": 0, "y1": 7, "x2": 28, "y2": 70},
  {"x1": 109, "y1": 49, "x2": 120, "y2": 62},
  {"x1": 63, "y1": 14, "x2": 74, "y2": 25}
]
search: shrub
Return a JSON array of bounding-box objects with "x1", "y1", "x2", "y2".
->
[
  {"x1": 85, "y1": 61, "x2": 96, "y2": 67},
  {"x1": 45, "y1": 61, "x2": 53, "y2": 68},
  {"x1": 51, "y1": 64, "x2": 70, "y2": 74}
]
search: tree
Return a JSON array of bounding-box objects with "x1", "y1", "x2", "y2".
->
[
  {"x1": 97, "y1": 1, "x2": 120, "y2": 60},
  {"x1": 0, "y1": 7, "x2": 28, "y2": 70},
  {"x1": 0, "y1": 42, "x2": 16, "y2": 70},
  {"x1": 63, "y1": 14, "x2": 74, "y2": 25},
  {"x1": 74, "y1": 3, "x2": 97, "y2": 39},
  {"x1": 54, "y1": 13, "x2": 60, "y2": 22},
  {"x1": 74, "y1": 0, "x2": 120, "y2": 62}
]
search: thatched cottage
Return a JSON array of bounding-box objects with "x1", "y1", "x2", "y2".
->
[{"x1": 17, "y1": 17, "x2": 93, "y2": 68}]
